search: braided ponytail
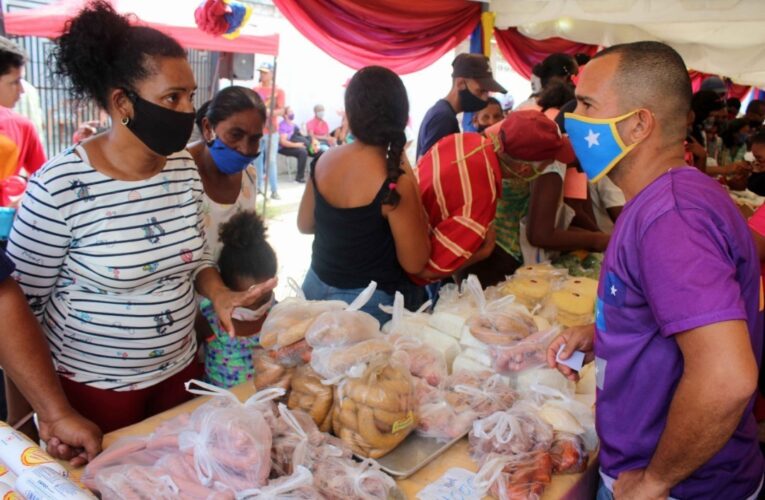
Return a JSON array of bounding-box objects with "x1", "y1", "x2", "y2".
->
[
  {"x1": 345, "y1": 66, "x2": 410, "y2": 207},
  {"x1": 383, "y1": 130, "x2": 406, "y2": 206}
]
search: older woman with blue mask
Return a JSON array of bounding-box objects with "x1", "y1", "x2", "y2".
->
[{"x1": 188, "y1": 86, "x2": 264, "y2": 259}]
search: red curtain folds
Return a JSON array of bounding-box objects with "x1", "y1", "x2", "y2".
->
[
  {"x1": 688, "y1": 70, "x2": 752, "y2": 100},
  {"x1": 272, "y1": 0, "x2": 480, "y2": 75},
  {"x1": 493, "y1": 27, "x2": 598, "y2": 80}
]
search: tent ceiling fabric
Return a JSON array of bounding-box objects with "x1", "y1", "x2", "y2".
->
[{"x1": 490, "y1": 0, "x2": 765, "y2": 87}]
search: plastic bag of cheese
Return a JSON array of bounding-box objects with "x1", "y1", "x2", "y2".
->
[
  {"x1": 429, "y1": 275, "x2": 484, "y2": 338},
  {"x1": 380, "y1": 291, "x2": 432, "y2": 336}
]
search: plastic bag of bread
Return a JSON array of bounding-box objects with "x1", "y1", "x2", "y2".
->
[
  {"x1": 314, "y1": 456, "x2": 397, "y2": 499},
  {"x1": 287, "y1": 365, "x2": 334, "y2": 431},
  {"x1": 469, "y1": 402, "x2": 554, "y2": 461},
  {"x1": 253, "y1": 350, "x2": 294, "y2": 391},
  {"x1": 473, "y1": 451, "x2": 553, "y2": 500},
  {"x1": 466, "y1": 295, "x2": 538, "y2": 346},
  {"x1": 311, "y1": 337, "x2": 393, "y2": 382},
  {"x1": 305, "y1": 282, "x2": 381, "y2": 349},
  {"x1": 489, "y1": 326, "x2": 561, "y2": 373},
  {"x1": 237, "y1": 466, "x2": 321, "y2": 500},
  {"x1": 268, "y1": 339, "x2": 312, "y2": 368},
  {"x1": 389, "y1": 334, "x2": 447, "y2": 387},
  {"x1": 550, "y1": 432, "x2": 588, "y2": 474},
  {"x1": 260, "y1": 281, "x2": 347, "y2": 351},
  {"x1": 332, "y1": 360, "x2": 417, "y2": 458}
]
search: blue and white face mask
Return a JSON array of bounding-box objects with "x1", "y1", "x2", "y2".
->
[
  {"x1": 564, "y1": 110, "x2": 641, "y2": 182},
  {"x1": 209, "y1": 137, "x2": 260, "y2": 175}
]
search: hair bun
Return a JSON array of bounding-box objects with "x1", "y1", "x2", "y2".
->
[{"x1": 218, "y1": 210, "x2": 268, "y2": 250}]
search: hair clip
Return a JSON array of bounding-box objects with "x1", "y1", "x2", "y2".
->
[{"x1": 388, "y1": 182, "x2": 397, "y2": 191}]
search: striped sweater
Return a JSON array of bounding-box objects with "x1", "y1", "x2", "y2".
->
[{"x1": 6, "y1": 145, "x2": 214, "y2": 390}]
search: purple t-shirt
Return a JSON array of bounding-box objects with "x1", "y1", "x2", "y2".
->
[
  {"x1": 278, "y1": 120, "x2": 296, "y2": 138},
  {"x1": 595, "y1": 167, "x2": 764, "y2": 499}
]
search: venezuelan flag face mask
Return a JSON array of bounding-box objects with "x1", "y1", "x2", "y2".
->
[{"x1": 564, "y1": 109, "x2": 642, "y2": 182}]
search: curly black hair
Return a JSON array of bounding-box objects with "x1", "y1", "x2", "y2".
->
[
  {"x1": 51, "y1": 0, "x2": 186, "y2": 109},
  {"x1": 345, "y1": 66, "x2": 409, "y2": 207},
  {"x1": 218, "y1": 210, "x2": 277, "y2": 288}
]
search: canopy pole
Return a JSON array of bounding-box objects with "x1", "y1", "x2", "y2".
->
[{"x1": 261, "y1": 55, "x2": 278, "y2": 216}]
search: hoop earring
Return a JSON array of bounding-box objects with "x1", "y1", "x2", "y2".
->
[{"x1": 121, "y1": 116, "x2": 130, "y2": 126}]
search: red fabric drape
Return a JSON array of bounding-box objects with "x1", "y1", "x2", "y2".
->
[
  {"x1": 272, "y1": 0, "x2": 480, "y2": 75},
  {"x1": 493, "y1": 27, "x2": 598, "y2": 80},
  {"x1": 688, "y1": 70, "x2": 751, "y2": 100}
]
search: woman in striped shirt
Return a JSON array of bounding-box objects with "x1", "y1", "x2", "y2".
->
[{"x1": 5, "y1": 1, "x2": 275, "y2": 433}]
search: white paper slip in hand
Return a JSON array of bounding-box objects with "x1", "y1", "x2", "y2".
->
[{"x1": 556, "y1": 344, "x2": 585, "y2": 372}]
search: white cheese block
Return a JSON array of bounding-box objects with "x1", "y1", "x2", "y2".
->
[
  {"x1": 463, "y1": 347, "x2": 493, "y2": 367},
  {"x1": 532, "y1": 315, "x2": 551, "y2": 331},
  {"x1": 452, "y1": 353, "x2": 492, "y2": 374},
  {"x1": 515, "y1": 368, "x2": 575, "y2": 395},
  {"x1": 459, "y1": 326, "x2": 489, "y2": 350},
  {"x1": 417, "y1": 326, "x2": 462, "y2": 370},
  {"x1": 539, "y1": 403, "x2": 585, "y2": 434},
  {"x1": 428, "y1": 312, "x2": 468, "y2": 339}
]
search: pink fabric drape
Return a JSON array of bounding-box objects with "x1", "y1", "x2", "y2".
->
[
  {"x1": 689, "y1": 70, "x2": 752, "y2": 100},
  {"x1": 493, "y1": 27, "x2": 598, "y2": 80},
  {"x1": 272, "y1": 0, "x2": 481, "y2": 74}
]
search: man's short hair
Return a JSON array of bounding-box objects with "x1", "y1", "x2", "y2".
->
[
  {"x1": 314, "y1": 104, "x2": 324, "y2": 113},
  {"x1": 0, "y1": 36, "x2": 26, "y2": 76},
  {"x1": 592, "y1": 41, "x2": 691, "y2": 141}
]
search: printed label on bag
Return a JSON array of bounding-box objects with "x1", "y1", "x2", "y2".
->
[
  {"x1": 392, "y1": 411, "x2": 414, "y2": 433},
  {"x1": 417, "y1": 468, "x2": 477, "y2": 500}
]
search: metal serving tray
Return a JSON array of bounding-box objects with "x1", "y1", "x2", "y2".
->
[{"x1": 368, "y1": 430, "x2": 469, "y2": 480}]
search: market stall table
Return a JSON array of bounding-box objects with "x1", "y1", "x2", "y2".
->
[{"x1": 66, "y1": 382, "x2": 599, "y2": 499}]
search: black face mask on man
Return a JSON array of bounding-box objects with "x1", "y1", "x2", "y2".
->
[
  {"x1": 459, "y1": 85, "x2": 488, "y2": 113},
  {"x1": 123, "y1": 91, "x2": 196, "y2": 156}
]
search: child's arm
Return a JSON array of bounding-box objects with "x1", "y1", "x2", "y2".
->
[{"x1": 526, "y1": 172, "x2": 609, "y2": 253}]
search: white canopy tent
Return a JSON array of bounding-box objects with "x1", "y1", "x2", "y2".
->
[{"x1": 489, "y1": 0, "x2": 765, "y2": 87}]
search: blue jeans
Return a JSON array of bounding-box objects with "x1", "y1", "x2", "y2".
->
[
  {"x1": 255, "y1": 132, "x2": 279, "y2": 194},
  {"x1": 301, "y1": 268, "x2": 394, "y2": 325},
  {"x1": 596, "y1": 480, "x2": 613, "y2": 500}
]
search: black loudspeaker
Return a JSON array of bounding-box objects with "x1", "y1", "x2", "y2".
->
[{"x1": 219, "y1": 52, "x2": 255, "y2": 80}]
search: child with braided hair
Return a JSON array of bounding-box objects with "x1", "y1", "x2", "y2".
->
[{"x1": 297, "y1": 66, "x2": 430, "y2": 322}]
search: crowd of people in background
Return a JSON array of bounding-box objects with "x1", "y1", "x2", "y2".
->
[{"x1": 0, "y1": 2, "x2": 765, "y2": 498}]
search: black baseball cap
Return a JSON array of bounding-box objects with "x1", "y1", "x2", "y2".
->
[{"x1": 452, "y1": 53, "x2": 507, "y2": 94}]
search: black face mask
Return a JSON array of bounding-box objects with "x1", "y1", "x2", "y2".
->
[
  {"x1": 125, "y1": 91, "x2": 196, "y2": 156},
  {"x1": 459, "y1": 87, "x2": 488, "y2": 113}
]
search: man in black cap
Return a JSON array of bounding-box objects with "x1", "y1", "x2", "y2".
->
[{"x1": 416, "y1": 53, "x2": 505, "y2": 160}]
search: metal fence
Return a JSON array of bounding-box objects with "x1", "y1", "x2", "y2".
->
[{"x1": 8, "y1": 32, "x2": 219, "y2": 159}]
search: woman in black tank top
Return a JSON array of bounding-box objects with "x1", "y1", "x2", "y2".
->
[{"x1": 297, "y1": 67, "x2": 431, "y2": 323}]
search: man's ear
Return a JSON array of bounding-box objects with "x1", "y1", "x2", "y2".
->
[
  {"x1": 454, "y1": 77, "x2": 467, "y2": 91},
  {"x1": 627, "y1": 108, "x2": 655, "y2": 145}
]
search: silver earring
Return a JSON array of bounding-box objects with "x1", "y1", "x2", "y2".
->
[{"x1": 121, "y1": 116, "x2": 130, "y2": 126}]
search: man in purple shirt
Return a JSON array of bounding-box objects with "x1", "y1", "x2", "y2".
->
[{"x1": 548, "y1": 41, "x2": 764, "y2": 499}]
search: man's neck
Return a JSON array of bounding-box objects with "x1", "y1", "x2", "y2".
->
[
  {"x1": 611, "y1": 143, "x2": 687, "y2": 201},
  {"x1": 445, "y1": 88, "x2": 461, "y2": 114}
]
